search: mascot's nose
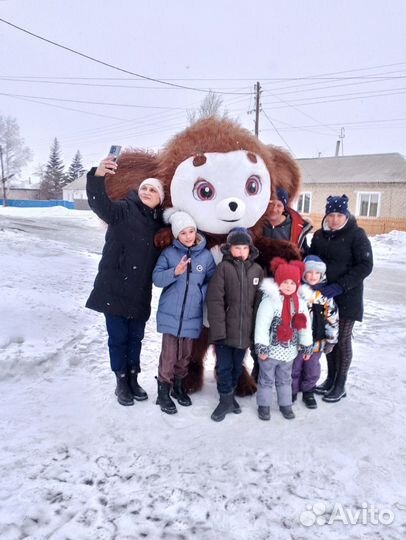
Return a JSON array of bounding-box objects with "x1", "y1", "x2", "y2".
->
[{"x1": 229, "y1": 201, "x2": 238, "y2": 212}]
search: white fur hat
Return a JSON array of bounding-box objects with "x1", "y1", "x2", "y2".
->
[
  {"x1": 164, "y1": 209, "x2": 197, "y2": 238},
  {"x1": 138, "y1": 178, "x2": 164, "y2": 204}
]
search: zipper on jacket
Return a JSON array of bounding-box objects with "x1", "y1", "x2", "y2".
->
[
  {"x1": 239, "y1": 261, "x2": 246, "y2": 348},
  {"x1": 177, "y1": 249, "x2": 191, "y2": 337}
]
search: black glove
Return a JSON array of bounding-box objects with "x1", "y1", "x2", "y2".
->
[{"x1": 318, "y1": 283, "x2": 343, "y2": 298}]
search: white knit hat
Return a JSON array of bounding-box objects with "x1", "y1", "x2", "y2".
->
[
  {"x1": 164, "y1": 209, "x2": 196, "y2": 239},
  {"x1": 138, "y1": 178, "x2": 164, "y2": 204}
]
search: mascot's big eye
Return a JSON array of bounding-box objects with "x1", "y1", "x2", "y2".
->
[
  {"x1": 193, "y1": 179, "x2": 216, "y2": 201},
  {"x1": 245, "y1": 175, "x2": 262, "y2": 196}
]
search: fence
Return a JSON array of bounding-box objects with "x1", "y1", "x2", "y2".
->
[{"x1": 0, "y1": 199, "x2": 74, "y2": 209}]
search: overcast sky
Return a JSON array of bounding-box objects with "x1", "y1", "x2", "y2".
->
[{"x1": 0, "y1": 0, "x2": 405, "y2": 181}]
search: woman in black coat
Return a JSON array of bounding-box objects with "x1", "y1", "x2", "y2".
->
[
  {"x1": 86, "y1": 156, "x2": 164, "y2": 406},
  {"x1": 309, "y1": 195, "x2": 373, "y2": 402}
]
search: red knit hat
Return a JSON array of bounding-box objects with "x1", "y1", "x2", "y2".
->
[
  {"x1": 270, "y1": 257, "x2": 307, "y2": 343},
  {"x1": 271, "y1": 257, "x2": 305, "y2": 288}
]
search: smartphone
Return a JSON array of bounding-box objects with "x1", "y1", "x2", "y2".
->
[{"x1": 108, "y1": 145, "x2": 122, "y2": 161}]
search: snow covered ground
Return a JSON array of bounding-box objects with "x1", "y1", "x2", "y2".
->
[{"x1": 0, "y1": 206, "x2": 405, "y2": 540}]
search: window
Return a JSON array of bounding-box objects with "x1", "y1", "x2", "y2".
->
[
  {"x1": 356, "y1": 192, "x2": 380, "y2": 218},
  {"x1": 297, "y1": 192, "x2": 311, "y2": 214}
]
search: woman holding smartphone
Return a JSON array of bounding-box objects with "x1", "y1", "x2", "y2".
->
[{"x1": 86, "y1": 151, "x2": 165, "y2": 407}]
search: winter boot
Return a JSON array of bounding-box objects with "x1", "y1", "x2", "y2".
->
[
  {"x1": 115, "y1": 372, "x2": 134, "y2": 406},
  {"x1": 279, "y1": 405, "x2": 295, "y2": 420},
  {"x1": 315, "y1": 352, "x2": 337, "y2": 395},
  {"x1": 232, "y1": 393, "x2": 242, "y2": 414},
  {"x1": 128, "y1": 368, "x2": 148, "y2": 401},
  {"x1": 156, "y1": 379, "x2": 177, "y2": 414},
  {"x1": 302, "y1": 391, "x2": 317, "y2": 409},
  {"x1": 171, "y1": 376, "x2": 192, "y2": 407},
  {"x1": 323, "y1": 375, "x2": 347, "y2": 403},
  {"x1": 292, "y1": 393, "x2": 298, "y2": 403},
  {"x1": 211, "y1": 392, "x2": 235, "y2": 422},
  {"x1": 314, "y1": 377, "x2": 336, "y2": 395},
  {"x1": 257, "y1": 406, "x2": 271, "y2": 421}
]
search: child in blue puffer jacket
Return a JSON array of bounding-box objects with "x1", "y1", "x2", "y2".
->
[{"x1": 152, "y1": 210, "x2": 216, "y2": 415}]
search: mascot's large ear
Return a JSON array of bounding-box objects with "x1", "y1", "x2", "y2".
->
[
  {"x1": 266, "y1": 145, "x2": 301, "y2": 201},
  {"x1": 105, "y1": 149, "x2": 159, "y2": 201}
]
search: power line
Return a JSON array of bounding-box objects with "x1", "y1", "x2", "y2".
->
[
  {"x1": 261, "y1": 89, "x2": 405, "y2": 110},
  {"x1": 0, "y1": 17, "x2": 252, "y2": 96},
  {"x1": 261, "y1": 109, "x2": 297, "y2": 155},
  {"x1": 261, "y1": 70, "x2": 404, "y2": 97},
  {"x1": 0, "y1": 62, "x2": 404, "y2": 81},
  {"x1": 2, "y1": 93, "x2": 132, "y2": 122},
  {"x1": 0, "y1": 77, "x2": 252, "y2": 92},
  {"x1": 0, "y1": 91, "x2": 185, "y2": 110}
]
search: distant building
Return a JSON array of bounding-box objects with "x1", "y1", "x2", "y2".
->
[
  {"x1": 62, "y1": 175, "x2": 89, "y2": 210},
  {"x1": 295, "y1": 153, "x2": 406, "y2": 235},
  {"x1": 6, "y1": 187, "x2": 41, "y2": 200}
]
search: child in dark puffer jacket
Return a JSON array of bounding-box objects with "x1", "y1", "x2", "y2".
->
[{"x1": 207, "y1": 228, "x2": 263, "y2": 423}]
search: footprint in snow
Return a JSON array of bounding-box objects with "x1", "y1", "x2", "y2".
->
[{"x1": 96, "y1": 456, "x2": 119, "y2": 477}]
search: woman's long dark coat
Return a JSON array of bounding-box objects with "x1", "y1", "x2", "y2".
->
[
  {"x1": 86, "y1": 170, "x2": 162, "y2": 321},
  {"x1": 309, "y1": 215, "x2": 373, "y2": 322}
]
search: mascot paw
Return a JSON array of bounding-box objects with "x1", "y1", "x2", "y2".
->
[
  {"x1": 235, "y1": 366, "x2": 257, "y2": 397},
  {"x1": 183, "y1": 359, "x2": 204, "y2": 394},
  {"x1": 154, "y1": 227, "x2": 173, "y2": 249},
  {"x1": 275, "y1": 241, "x2": 302, "y2": 262}
]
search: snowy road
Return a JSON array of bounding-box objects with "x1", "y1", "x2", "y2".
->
[{"x1": 0, "y1": 207, "x2": 405, "y2": 540}]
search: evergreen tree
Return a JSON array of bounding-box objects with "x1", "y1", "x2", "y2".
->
[
  {"x1": 40, "y1": 138, "x2": 67, "y2": 199},
  {"x1": 67, "y1": 150, "x2": 86, "y2": 183}
]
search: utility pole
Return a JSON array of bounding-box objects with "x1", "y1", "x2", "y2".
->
[
  {"x1": 339, "y1": 127, "x2": 345, "y2": 156},
  {"x1": 254, "y1": 81, "x2": 261, "y2": 137},
  {"x1": 0, "y1": 144, "x2": 7, "y2": 207}
]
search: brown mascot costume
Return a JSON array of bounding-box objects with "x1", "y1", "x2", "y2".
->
[{"x1": 105, "y1": 117, "x2": 302, "y2": 396}]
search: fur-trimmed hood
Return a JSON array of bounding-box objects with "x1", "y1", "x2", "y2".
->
[{"x1": 260, "y1": 277, "x2": 307, "y2": 303}]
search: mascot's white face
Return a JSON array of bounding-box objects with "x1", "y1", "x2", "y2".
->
[{"x1": 170, "y1": 150, "x2": 271, "y2": 234}]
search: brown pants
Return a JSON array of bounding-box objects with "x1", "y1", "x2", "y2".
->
[{"x1": 158, "y1": 334, "x2": 194, "y2": 384}]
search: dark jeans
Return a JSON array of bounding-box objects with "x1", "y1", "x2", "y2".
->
[
  {"x1": 104, "y1": 314, "x2": 146, "y2": 374},
  {"x1": 291, "y1": 351, "x2": 322, "y2": 395},
  {"x1": 215, "y1": 344, "x2": 246, "y2": 394}
]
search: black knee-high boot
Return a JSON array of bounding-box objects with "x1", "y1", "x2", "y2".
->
[
  {"x1": 323, "y1": 321, "x2": 354, "y2": 403},
  {"x1": 315, "y1": 351, "x2": 338, "y2": 395},
  {"x1": 323, "y1": 358, "x2": 351, "y2": 402}
]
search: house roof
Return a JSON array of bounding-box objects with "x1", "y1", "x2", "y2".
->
[
  {"x1": 63, "y1": 175, "x2": 87, "y2": 190},
  {"x1": 297, "y1": 153, "x2": 406, "y2": 184}
]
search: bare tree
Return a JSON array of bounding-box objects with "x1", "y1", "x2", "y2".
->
[
  {"x1": 33, "y1": 163, "x2": 46, "y2": 187},
  {"x1": 0, "y1": 115, "x2": 32, "y2": 205},
  {"x1": 187, "y1": 91, "x2": 227, "y2": 124}
]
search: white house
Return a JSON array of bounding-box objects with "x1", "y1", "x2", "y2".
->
[{"x1": 63, "y1": 175, "x2": 89, "y2": 210}]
